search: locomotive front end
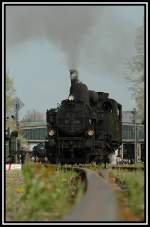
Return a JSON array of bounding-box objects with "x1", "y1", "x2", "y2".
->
[
  {"x1": 54, "y1": 98, "x2": 95, "y2": 163},
  {"x1": 56, "y1": 100, "x2": 90, "y2": 136}
]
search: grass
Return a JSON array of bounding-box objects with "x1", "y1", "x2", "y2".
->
[
  {"x1": 113, "y1": 163, "x2": 144, "y2": 168},
  {"x1": 68, "y1": 162, "x2": 107, "y2": 170},
  {"x1": 6, "y1": 169, "x2": 24, "y2": 221},
  {"x1": 110, "y1": 169, "x2": 144, "y2": 220},
  {"x1": 6, "y1": 163, "x2": 85, "y2": 221}
]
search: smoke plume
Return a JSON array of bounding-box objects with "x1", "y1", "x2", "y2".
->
[
  {"x1": 6, "y1": 6, "x2": 99, "y2": 68},
  {"x1": 6, "y1": 6, "x2": 144, "y2": 79}
]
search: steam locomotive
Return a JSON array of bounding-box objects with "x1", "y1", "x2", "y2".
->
[{"x1": 45, "y1": 70, "x2": 122, "y2": 164}]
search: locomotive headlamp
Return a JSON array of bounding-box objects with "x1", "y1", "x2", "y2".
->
[
  {"x1": 87, "y1": 129, "x2": 95, "y2": 136},
  {"x1": 48, "y1": 129, "x2": 55, "y2": 136},
  {"x1": 68, "y1": 95, "x2": 75, "y2": 101}
]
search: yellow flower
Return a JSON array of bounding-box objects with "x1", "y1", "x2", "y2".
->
[{"x1": 16, "y1": 187, "x2": 25, "y2": 193}]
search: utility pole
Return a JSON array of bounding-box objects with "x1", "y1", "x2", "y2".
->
[
  {"x1": 14, "y1": 97, "x2": 24, "y2": 163},
  {"x1": 15, "y1": 97, "x2": 24, "y2": 129},
  {"x1": 15, "y1": 102, "x2": 19, "y2": 163},
  {"x1": 132, "y1": 108, "x2": 137, "y2": 163},
  {"x1": 15, "y1": 103, "x2": 19, "y2": 130}
]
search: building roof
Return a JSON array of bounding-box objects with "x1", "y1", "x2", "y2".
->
[{"x1": 20, "y1": 121, "x2": 47, "y2": 128}]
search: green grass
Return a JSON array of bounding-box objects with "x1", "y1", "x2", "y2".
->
[
  {"x1": 110, "y1": 170, "x2": 144, "y2": 219},
  {"x1": 6, "y1": 170, "x2": 25, "y2": 221},
  {"x1": 67, "y1": 162, "x2": 107, "y2": 170},
  {"x1": 113, "y1": 163, "x2": 144, "y2": 168},
  {"x1": 6, "y1": 164, "x2": 84, "y2": 221}
]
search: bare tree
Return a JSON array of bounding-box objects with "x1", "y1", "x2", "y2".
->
[
  {"x1": 22, "y1": 110, "x2": 45, "y2": 122},
  {"x1": 6, "y1": 73, "x2": 16, "y2": 114}
]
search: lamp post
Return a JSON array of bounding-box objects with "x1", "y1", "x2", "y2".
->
[{"x1": 132, "y1": 108, "x2": 137, "y2": 163}]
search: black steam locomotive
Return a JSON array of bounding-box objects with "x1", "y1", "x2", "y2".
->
[{"x1": 45, "y1": 70, "x2": 122, "y2": 164}]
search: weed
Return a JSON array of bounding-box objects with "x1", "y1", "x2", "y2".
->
[
  {"x1": 6, "y1": 164, "x2": 84, "y2": 221},
  {"x1": 110, "y1": 170, "x2": 144, "y2": 220}
]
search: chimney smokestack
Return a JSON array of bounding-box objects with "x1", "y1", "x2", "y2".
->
[{"x1": 69, "y1": 69, "x2": 78, "y2": 85}]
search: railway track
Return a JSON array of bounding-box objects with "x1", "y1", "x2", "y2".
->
[
  {"x1": 62, "y1": 166, "x2": 120, "y2": 222},
  {"x1": 62, "y1": 164, "x2": 144, "y2": 221}
]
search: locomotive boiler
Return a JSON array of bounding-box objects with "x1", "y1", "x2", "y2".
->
[{"x1": 45, "y1": 70, "x2": 122, "y2": 164}]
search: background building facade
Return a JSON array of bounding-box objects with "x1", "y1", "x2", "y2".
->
[{"x1": 18, "y1": 111, "x2": 144, "y2": 163}]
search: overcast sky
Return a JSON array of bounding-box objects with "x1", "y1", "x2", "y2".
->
[{"x1": 6, "y1": 5, "x2": 144, "y2": 119}]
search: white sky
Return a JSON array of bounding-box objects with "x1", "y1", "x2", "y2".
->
[{"x1": 6, "y1": 5, "x2": 144, "y2": 119}]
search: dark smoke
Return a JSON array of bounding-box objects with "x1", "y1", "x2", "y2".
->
[
  {"x1": 6, "y1": 6, "x2": 99, "y2": 68},
  {"x1": 6, "y1": 6, "x2": 144, "y2": 79}
]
